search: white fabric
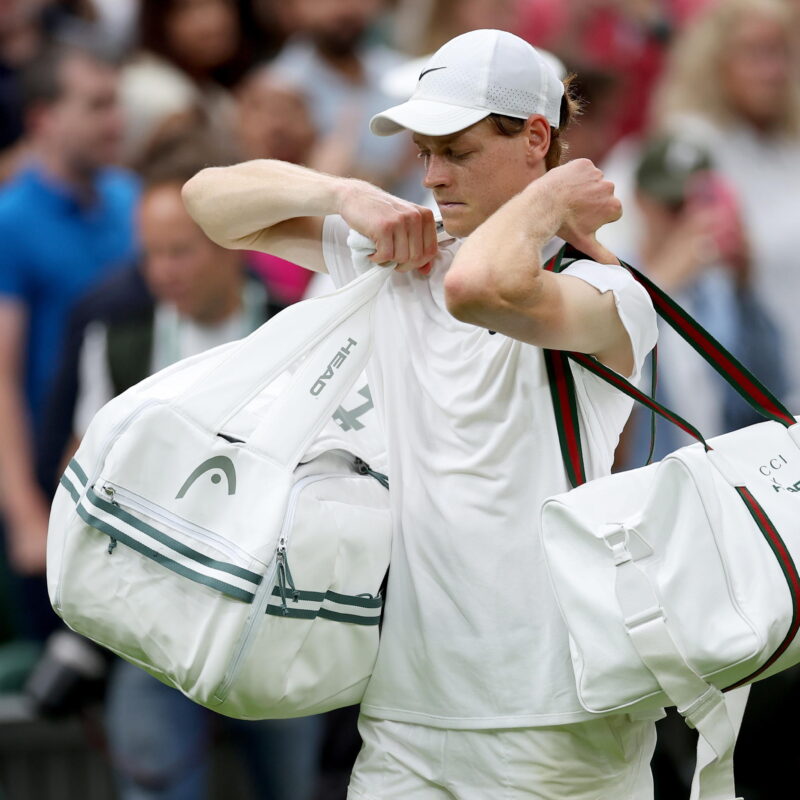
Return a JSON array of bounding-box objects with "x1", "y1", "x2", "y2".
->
[
  {"x1": 348, "y1": 713, "x2": 657, "y2": 799},
  {"x1": 48, "y1": 267, "x2": 394, "y2": 719},
  {"x1": 370, "y1": 29, "x2": 564, "y2": 136},
  {"x1": 322, "y1": 215, "x2": 658, "y2": 727}
]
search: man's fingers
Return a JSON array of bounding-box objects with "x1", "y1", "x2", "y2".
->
[
  {"x1": 392, "y1": 225, "x2": 411, "y2": 267},
  {"x1": 420, "y1": 208, "x2": 438, "y2": 262},
  {"x1": 370, "y1": 219, "x2": 396, "y2": 264}
]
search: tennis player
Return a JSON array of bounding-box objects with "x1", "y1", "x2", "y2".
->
[{"x1": 184, "y1": 29, "x2": 659, "y2": 800}]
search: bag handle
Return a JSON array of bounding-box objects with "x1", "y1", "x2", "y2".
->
[
  {"x1": 175, "y1": 264, "x2": 393, "y2": 467},
  {"x1": 545, "y1": 245, "x2": 796, "y2": 488}
]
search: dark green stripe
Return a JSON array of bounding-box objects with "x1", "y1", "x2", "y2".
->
[
  {"x1": 319, "y1": 608, "x2": 381, "y2": 625},
  {"x1": 269, "y1": 586, "x2": 382, "y2": 609},
  {"x1": 265, "y1": 604, "x2": 380, "y2": 626},
  {"x1": 69, "y1": 459, "x2": 88, "y2": 487},
  {"x1": 271, "y1": 587, "x2": 325, "y2": 603},
  {"x1": 544, "y1": 349, "x2": 585, "y2": 489},
  {"x1": 60, "y1": 474, "x2": 80, "y2": 504},
  {"x1": 87, "y1": 487, "x2": 262, "y2": 586},
  {"x1": 326, "y1": 589, "x2": 382, "y2": 609},
  {"x1": 76, "y1": 504, "x2": 255, "y2": 603},
  {"x1": 266, "y1": 605, "x2": 318, "y2": 620}
]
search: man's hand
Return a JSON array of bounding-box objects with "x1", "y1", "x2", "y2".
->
[
  {"x1": 337, "y1": 180, "x2": 439, "y2": 272},
  {"x1": 537, "y1": 158, "x2": 622, "y2": 264}
]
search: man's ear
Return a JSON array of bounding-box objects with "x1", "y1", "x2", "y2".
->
[{"x1": 525, "y1": 115, "x2": 551, "y2": 165}]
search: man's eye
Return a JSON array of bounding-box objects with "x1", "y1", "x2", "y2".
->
[{"x1": 450, "y1": 151, "x2": 472, "y2": 161}]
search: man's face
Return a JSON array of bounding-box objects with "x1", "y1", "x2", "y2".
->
[
  {"x1": 140, "y1": 184, "x2": 240, "y2": 323},
  {"x1": 47, "y1": 54, "x2": 123, "y2": 173},
  {"x1": 236, "y1": 75, "x2": 316, "y2": 163},
  {"x1": 294, "y1": 0, "x2": 382, "y2": 57},
  {"x1": 413, "y1": 118, "x2": 543, "y2": 238}
]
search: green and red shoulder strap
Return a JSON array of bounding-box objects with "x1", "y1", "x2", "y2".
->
[{"x1": 542, "y1": 243, "x2": 795, "y2": 489}]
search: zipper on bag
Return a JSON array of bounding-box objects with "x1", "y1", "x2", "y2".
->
[
  {"x1": 213, "y1": 471, "x2": 340, "y2": 702},
  {"x1": 99, "y1": 482, "x2": 255, "y2": 567},
  {"x1": 214, "y1": 457, "x2": 385, "y2": 704},
  {"x1": 54, "y1": 399, "x2": 160, "y2": 611}
]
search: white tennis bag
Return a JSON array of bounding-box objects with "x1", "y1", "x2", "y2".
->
[
  {"x1": 47, "y1": 264, "x2": 394, "y2": 720},
  {"x1": 539, "y1": 254, "x2": 800, "y2": 799}
]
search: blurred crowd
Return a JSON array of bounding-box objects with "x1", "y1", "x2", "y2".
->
[{"x1": 1, "y1": 0, "x2": 800, "y2": 798}]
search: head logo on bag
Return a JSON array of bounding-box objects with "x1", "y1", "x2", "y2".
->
[
  {"x1": 310, "y1": 338, "x2": 358, "y2": 397},
  {"x1": 176, "y1": 456, "x2": 237, "y2": 499}
]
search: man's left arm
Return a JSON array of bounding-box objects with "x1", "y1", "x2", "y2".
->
[{"x1": 445, "y1": 159, "x2": 638, "y2": 376}]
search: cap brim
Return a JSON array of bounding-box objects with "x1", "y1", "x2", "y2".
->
[{"x1": 370, "y1": 99, "x2": 491, "y2": 137}]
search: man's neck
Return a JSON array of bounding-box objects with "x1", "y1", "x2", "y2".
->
[
  {"x1": 188, "y1": 279, "x2": 245, "y2": 327},
  {"x1": 33, "y1": 145, "x2": 98, "y2": 204},
  {"x1": 316, "y1": 48, "x2": 365, "y2": 84}
]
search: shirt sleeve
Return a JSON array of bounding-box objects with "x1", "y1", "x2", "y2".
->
[
  {"x1": 561, "y1": 259, "x2": 658, "y2": 382},
  {"x1": 0, "y1": 216, "x2": 28, "y2": 301}
]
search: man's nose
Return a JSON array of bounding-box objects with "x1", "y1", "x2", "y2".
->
[{"x1": 422, "y1": 155, "x2": 452, "y2": 189}]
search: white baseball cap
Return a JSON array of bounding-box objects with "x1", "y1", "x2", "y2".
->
[{"x1": 370, "y1": 29, "x2": 565, "y2": 137}]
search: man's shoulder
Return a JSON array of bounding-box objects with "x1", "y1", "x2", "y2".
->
[{"x1": 0, "y1": 169, "x2": 37, "y2": 219}]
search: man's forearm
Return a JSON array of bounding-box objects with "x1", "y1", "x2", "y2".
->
[
  {"x1": 182, "y1": 159, "x2": 346, "y2": 249},
  {"x1": 445, "y1": 180, "x2": 562, "y2": 321},
  {"x1": 0, "y1": 382, "x2": 44, "y2": 520}
]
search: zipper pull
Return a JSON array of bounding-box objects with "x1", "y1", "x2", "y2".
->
[
  {"x1": 276, "y1": 548, "x2": 299, "y2": 614},
  {"x1": 102, "y1": 485, "x2": 119, "y2": 506},
  {"x1": 354, "y1": 458, "x2": 389, "y2": 489},
  {"x1": 276, "y1": 550, "x2": 288, "y2": 614},
  {"x1": 107, "y1": 537, "x2": 117, "y2": 555}
]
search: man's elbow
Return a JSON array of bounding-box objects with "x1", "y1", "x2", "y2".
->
[
  {"x1": 181, "y1": 168, "x2": 214, "y2": 221},
  {"x1": 181, "y1": 169, "x2": 234, "y2": 248},
  {"x1": 443, "y1": 267, "x2": 489, "y2": 323}
]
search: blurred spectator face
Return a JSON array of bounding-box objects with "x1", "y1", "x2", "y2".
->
[
  {"x1": 454, "y1": 0, "x2": 516, "y2": 35},
  {"x1": 236, "y1": 71, "x2": 316, "y2": 162},
  {"x1": 164, "y1": 0, "x2": 239, "y2": 71},
  {"x1": 721, "y1": 11, "x2": 793, "y2": 127},
  {"x1": 293, "y1": 0, "x2": 383, "y2": 56},
  {"x1": 37, "y1": 52, "x2": 123, "y2": 174},
  {"x1": 140, "y1": 183, "x2": 240, "y2": 322}
]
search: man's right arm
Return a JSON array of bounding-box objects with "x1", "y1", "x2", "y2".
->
[
  {"x1": 182, "y1": 159, "x2": 437, "y2": 273},
  {"x1": 0, "y1": 300, "x2": 49, "y2": 574}
]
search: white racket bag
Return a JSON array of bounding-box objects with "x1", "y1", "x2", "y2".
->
[{"x1": 47, "y1": 265, "x2": 393, "y2": 720}]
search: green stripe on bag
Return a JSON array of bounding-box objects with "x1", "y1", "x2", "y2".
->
[
  {"x1": 69, "y1": 459, "x2": 88, "y2": 486},
  {"x1": 86, "y1": 487, "x2": 262, "y2": 586},
  {"x1": 76, "y1": 503, "x2": 256, "y2": 603},
  {"x1": 60, "y1": 474, "x2": 81, "y2": 504}
]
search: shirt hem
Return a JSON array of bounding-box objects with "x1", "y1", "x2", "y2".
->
[{"x1": 359, "y1": 703, "x2": 601, "y2": 729}]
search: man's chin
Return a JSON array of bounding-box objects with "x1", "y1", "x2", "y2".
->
[{"x1": 439, "y1": 211, "x2": 477, "y2": 239}]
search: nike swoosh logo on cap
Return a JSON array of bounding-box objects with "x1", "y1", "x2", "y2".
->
[{"x1": 419, "y1": 66, "x2": 447, "y2": 80}]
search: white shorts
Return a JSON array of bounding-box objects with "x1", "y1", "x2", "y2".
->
[{"x1": 347, "y1": 713, "x2": 657, "y2": 800}]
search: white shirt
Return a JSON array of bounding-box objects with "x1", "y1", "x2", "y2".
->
[{"x1": 322, "y1": 215, "x2": 658, "y2": 728}]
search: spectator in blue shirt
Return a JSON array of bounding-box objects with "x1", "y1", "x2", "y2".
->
[{"x1": 0, "y1": 42, "x2": 138, "y2": 635}]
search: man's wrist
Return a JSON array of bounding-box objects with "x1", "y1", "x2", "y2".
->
[
  {"x1": 332, "y1": 177, "x2": 361, "y2": 217},
  {"x1": 520, "y1": 178, "x2": 563, "y2": 244}
]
